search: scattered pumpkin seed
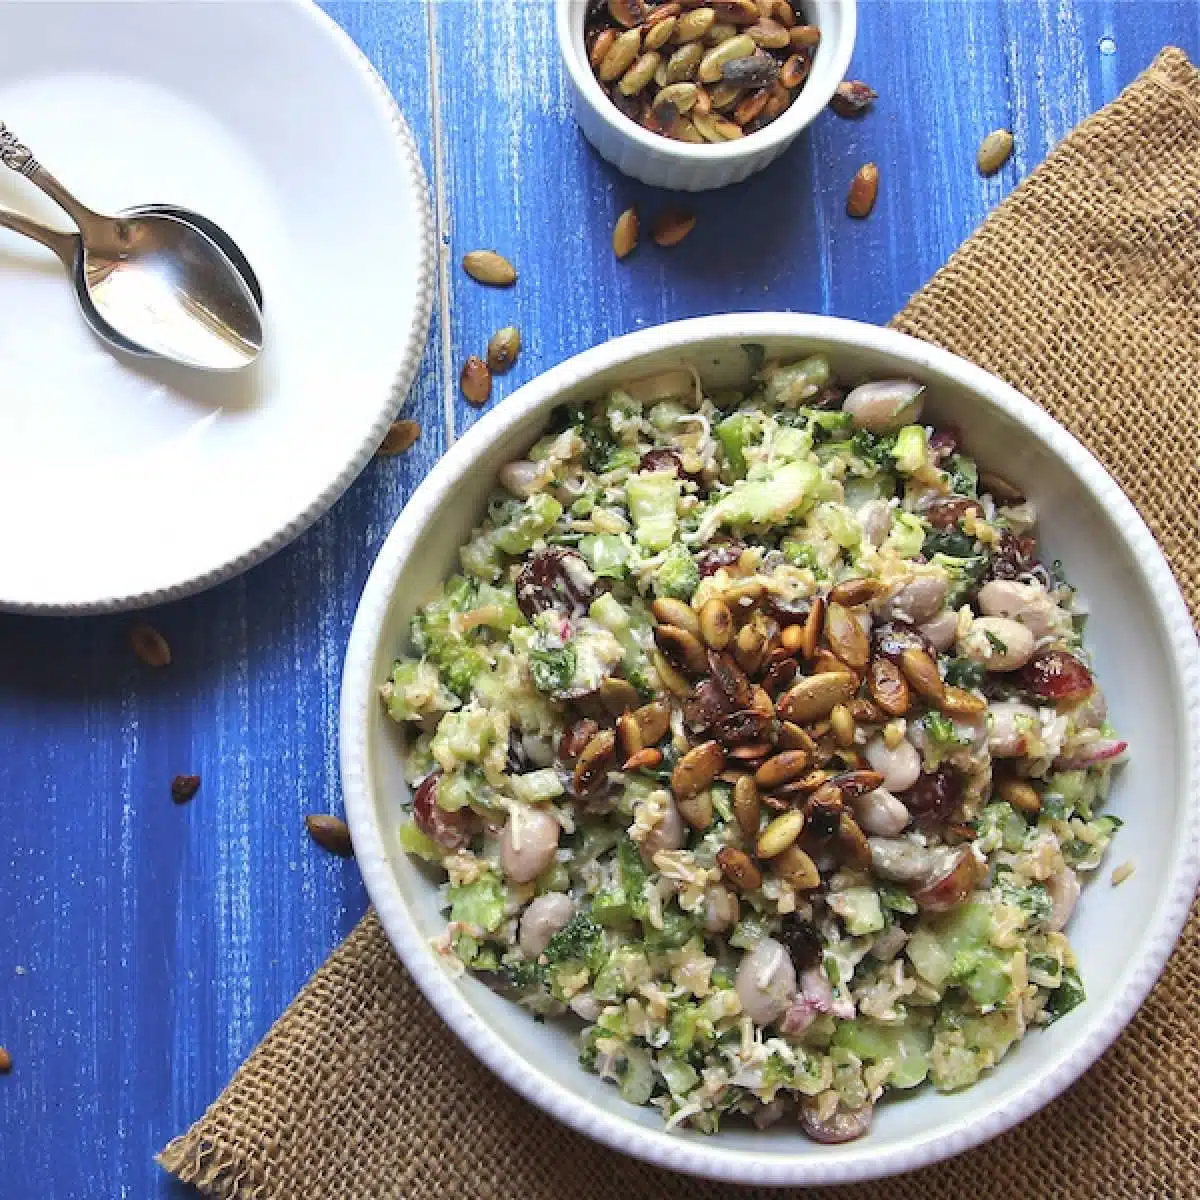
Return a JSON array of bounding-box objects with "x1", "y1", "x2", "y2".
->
[
  {"x1": 789, "y1": 24, "x2": 821, "y2": 49},
  {"x1": 460, "y1": 356, "x2": 492, "y2": 406},
  {"x1": 757, "y1": 809, "x2": 805, "y2": 858},
  {"x1": 624, "y1": 747, "x2": 664, "y2": 772},
  {"x1": 171, "y1": 774, "x2": 201, "y2": 805},
  {"x1": 589, "y1": 26, "x2": 618, "y2": 69},
  {"x1": 699, "y1": 33, "x2": 756, "y2": 82},
  {"x1": 733, "y1": 774, "x2": 762, "y2": 838},
  {"x1": 846, "y1": 162, "x2": 880, "y2": 218},
  {"x1": 665, "y1": 41, "x2": 705, "y2": 81},
  {"x1": 0, "y1": 1047, "x2": 11, "y2": 1074},
  {"x1": 461, "y1": 249, "x2": 516, "y2": 287},
  {"x1": 779, "y1": 49, "x2": 812, "y2": 89},
  {"x1": 977, "y1": 128, "x2": 1014, "y2": 175},
  {"x1": 377, "y1": 419, "x2": 421, "y2": 456},
  {"x1": 747, "y1": 17, "x2": 791, "y2": 50},
  {"x1": 830, "y1": 80, "x2": 878, "y2": 118},
  {"x1": 486, "y1": 327, "x2": 521, "y2": 375},
  {"x1": 613, "y1": 206, "x2": 640, "y2": 259},
  {"x1": 674, "y1": 6, "x2": 717, "y2": 43},
  {"x1": 305, "y1": 814, "x2": 354, "y2": 857},
  {"x1": 130, "y1": 623, "x2": 171, "y2": 668},
  {"x1": 651, "y1": 206, "x2": 697, "y2": 246},
  {"x1": 773, "y1": 844, "x2": 820, "y2": 889},
  {"x1": 644, "y1": 15, "x2": 678, "y2": 49}
]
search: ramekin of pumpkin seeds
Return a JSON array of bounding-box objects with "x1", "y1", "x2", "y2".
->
[{"x1": 556, "y1": 0, "x2": 857, "y2": 191}]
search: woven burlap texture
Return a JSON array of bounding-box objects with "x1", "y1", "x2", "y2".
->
[{"x1": 159, "y1": 48, "x2": 1200, "y2": 1200}]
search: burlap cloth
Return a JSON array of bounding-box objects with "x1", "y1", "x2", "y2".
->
[{"x1": 160, "y1": 49, "x2": 1200, "y2": 1200}]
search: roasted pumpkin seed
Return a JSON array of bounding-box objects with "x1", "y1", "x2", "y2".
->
[
  {"x1": 377, "y1": 418, "x2": 421, "y2": 456},
  {"x1": 721, "y1": 49, "x2": 779, "y2": 87},
  {"x1": 829, "y1": 577, "x2": 880, "y2": 607},
  {"x1": 868, "y1": 656, "x2": 910, "y2": 716},
  {"x1": 717, "y1": 845, "x2": 763, "y2": 891},
  {"x1": 773, "y1": 844, "x2": 820, "y2": 889},
  {"x1": 460, "y1": 356, "x2": 492, "y2": 406},
  {"x1": 778, "y1": 722, "x2": 818, "y2": 754},
  {"x1": 575, "y1": 730, "x2": 617, "y2": 793},
  {"x1": 830, "y1": 80, "x2": 878, "y2": 118},
  {"x1": 899, "y1": 647, "x2": 945, "y2": 702},
  {"x1": 619, "y1": 50, "x2": 663, "y2": 95},
  {"x1": 600, "y1": 676, "x2": 641, "y2": 716},
  {"x1": 789, "y1": 23, "x2": 821, "y2": 48},
  {"x1": 712, "y1": 0, "x2": 760, "y2": 22},
  {"x1": 677, "y1": 788, "x2": 714, "y2": 830},
  {"x1": 779, "y1": 49, "x2": 812, "y2": 89},
  {"x1": 674, "y1": 7, "x2": 717, "y2": 42},
  {"x1": 846, "y1": 162, "x2": 879, "y2": 218},
  {"x1": 997, "y1": 777, "x2": 1041, "y2": 814},
  {"x1": 830, "y1": 704, "x2": 856, "y2": 749},
  {"x1": 836, "y1": 813, "x2": 872, "y2": 868},
  {"x1": 652, "y1": 596, "x2": 701, "y2": 636},
  {"x1": 979, "y1": 470, "x2": 1025, "y2": 504},
  {"x1": 777, "y1": 672, "x2": 858, "y2": 724},
  {"x1": 734, "y1": 86, "x2": 771, "y2": 125},
  {"x1": 733, "y1": 774, "x2": 762, "y2": 837},
  {"x1": 599, "y1": 26, "x2": 642, "y2": 81},
  {"x1": 616, "y1": 711, "x2": 644, "y2": 760},
  {"x1": 798, "y1": 595, "x2": 824, "y2": 659},
  {"x1": 608, "y1": 0, "x2": 647, "y2": 27},
  {"x1": 462, "y1": 250, "x2": 517, "y2": 286},
  {"x1": 698, "y1": 33, "x2": 755, "y2": 82},
  {"x1": 746, "y1": 17, "x2": 791, "y2": 49},
  {"x1": 939, "y1": 685, "x2": 987, "y2": 716},
  {"x1": 634, "y1": 700, "x2": 672, "y2": 744},
  {"x1": 757, "y1": 809, "x2": 805, "y2": 858},
  {"x1": 698, "y1": 597, "x2": 734, "y2": 649},
  {"x1": 171, "y1": 774, "x2": 201, "y2": 805},
  {"x1": 0, "y1": 1046, "x2": 11, "y2": 1074},
  {"x1": 825, "y1": 601, "x2": 870, "y2": 670},
  {"x1": 673, "y1": 740, "x2": 725, "y2": 799},
  {"x1": 665, "y1": 40, "x2": 705, "y2": 81},
  {"x1": 694, "y1": 110, "x2": 743, "y2": 140},
  {"x1": 613, "y1": 206, "x2": 640, "y2": 259},
  {"x1": 651, "y1": 206, "x2": 697, "y2": 246},
  {"x1": 655, "y1": 624, "x2": 709, "y2": 675},
  {"x1": 590, "y1": 26, "x2": 618, "y2": 69},
  {"x1": 486, "y1": 326, "x2": 521, "y2": 375},
  {"x1": 130, "y1": 623, "x2": 171, "y2": 667},
  {"x1": 755, "y1": 749, "x2": 811, "y2": 791},
  {"x1": 623, "y1": 747, "x2": 664, "y2": 772},
  {"x1": 654, "y1": 80, "x2": 700, "y2": 117},
  {"x1": 644, "y1": 15, "x2": 678, "y2": 49},
  {"x1": 977, "y1": 128, "x2": 1014, "y2": 176},
  {"x1": 780, "y1": 623, "x2": 805, "y2": 654},
  {"x1": 651, "y1": 648, "x2": 692, "y2": 697},
  {"x1": 305, "y1": 814, "x2": 354, "y2": 857}
]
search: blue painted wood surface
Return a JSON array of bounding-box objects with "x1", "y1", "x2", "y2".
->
[{"x1": 1, "y1": 2, "x2": 1197, "y2": 1195}]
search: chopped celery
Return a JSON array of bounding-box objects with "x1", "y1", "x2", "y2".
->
[
  {"x1": 626, "y1": 470, "x2": 681, "y2": 551},
  {"x1": 398, "y1": 819, "x2": 444, "y2": 863},
  {"x1": 716, "y1": 411, "x2": 762, "y2": 477},
  {"x1": 510, "y1": 768, "x2": 565, "y2": 805},
  {"x1": 892, "y1": 425, "x2": 929, "y2": 474},
  {"x1": 579, "y1": 533, "x2": 632, "y2": 579},
  {"x1": 493, "y1": 493, "x2": 564, "y2": 555},
  {"x1": 763, "y1": 355, "x2": 831, "y2": 408},
  {"x1": 716, "y1": 461, "x2": 820, "y2": 528}
]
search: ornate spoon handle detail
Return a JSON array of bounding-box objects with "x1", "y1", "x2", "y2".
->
[{"x1": 0, "y1": 121, "x2": 38, "y2": 176}]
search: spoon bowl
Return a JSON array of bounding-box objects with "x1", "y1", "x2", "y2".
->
[{"x1": 0, "y1": 119, "x2": 264, "y2": 371}]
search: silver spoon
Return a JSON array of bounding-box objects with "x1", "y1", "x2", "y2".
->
[{"x1": 0, "y1": 120, "x2": 263, "y2": 371}]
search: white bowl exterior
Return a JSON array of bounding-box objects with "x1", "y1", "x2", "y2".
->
[
  {"x1": 342, "y1": 315, "x2": 1200, "y2": 1186},
  {"x1": 556, "y1": 0, "x2": 857, "y2": 192}
]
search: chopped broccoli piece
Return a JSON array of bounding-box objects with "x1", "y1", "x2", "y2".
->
[
  {"x1": 923, "y1": 528, "x2": 978, "y2": 559},
  {"x1": 994, "y1": 877, "x2": 1053, "y2": 926},
  {"x1": 529, "y1": 640, "x2": 577, "y2": 695},
  {"x1": 1044, "y1": 967, "x2": 1086, "y2": 1022},
  {"x1": 923, "y1": 710, "x2": 961, "y2": 750},
  {"x1": 448, "y1": 872, "x2": 507, "y2": 932},
  {"x1": 809, "y1": 409, "x2": 855, "y2": 444},
  {"x1": 626, "y1": 470, "x2": 681, "y2": 551},
  {"x1": 579, "y1": 533, "x2": 632, "y2": 580},
  {"x1": 543, "y1": 913, "x2": 605, "y2": 967},
  {"x1": 715, "y1": 462, "x2": 820, "y2": 528},
  {"x1": 892, "y1": 425, "x2": 930, "y2": 475},
  {"x1": 716, "y1": 411, "x2": 762, "y2": 477},
  {"x1": 493, "y1": 493, "x2": 564, "y2": 555},
  {"x1": 851, "y1": 428, "x2": 898, "y2": 470},
  {"x1": 655, "y1": 543, "x2": 700, "y2": 600},
  {"x1": 944, "y1": 657, "x2": 985, "y2": 689},
  {"x1": 617, "y1": 838, "x2": 650, "y2": 921},
  {"x1": 762, "y1": 355, "x2": 831, "y2": 408},
  {"x1": 498, "y1": 957, "x2": 546, "y2": 992},
  {"x1": 947, "y1": 455, "x2": 978, "y2": 497}
]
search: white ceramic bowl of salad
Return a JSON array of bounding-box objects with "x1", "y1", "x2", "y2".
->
[{"x1": 340, "y1": 314, "x2": 1200, "y2": 1186}]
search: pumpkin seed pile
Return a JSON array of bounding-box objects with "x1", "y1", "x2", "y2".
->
[
  {"x1": 384, "y1": 351, "x2": 1126, "y2": 1139},
  {"x1": 586, "y1": 0, "x2": 822, "y2": 143}
]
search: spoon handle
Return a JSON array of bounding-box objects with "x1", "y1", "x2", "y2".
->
[
  {"x1": 0, "y1": 206, "x2": 78, "y2": 266},
  {"x1": 0, "y1": 120, "x2": 120, "y2": 254}
]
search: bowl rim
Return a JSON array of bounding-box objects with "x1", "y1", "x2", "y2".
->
[
  {"x1": 341, "y1": 313, "x2": 1200, "y2": 1186},
  {"x1": 554, "y1": 0, "x2": 858, "y2": 165}
]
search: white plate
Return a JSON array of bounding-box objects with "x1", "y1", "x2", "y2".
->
[{"x1": 0, "y1": 0, "x2": 434, "y2": 613}]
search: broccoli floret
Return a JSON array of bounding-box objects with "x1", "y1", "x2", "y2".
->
[
  {"x1": 543, "y1": 913, "x2": 606, "y2": 970},
  {"x1": 656, "y1": 543, "x2": 700, "y2": 600},
  {"x1": 923, "y1": 710, "x2": 961, "y2": 748},
  {"x1": 493, "y1": 493, "x2": 564, "y2": 555},
  {"x1": 577, "y1": 413, "x2": 617, "y2": 471},
  {"x1": 923, "y1": 528, "x2": 978, "y2": 559},
  {"x1": 947, "y1": 455, "x2": 978, "y2": 497},
  {"x1": 944, "y1": 657, "x2": 985, "y2": 689},
  {"x1": 1044, "y1": 967, "x2": 1086, "y2": 1022},
  {"x1": 930, "y1": 552, "x2": 988, "y2": 607},
  {"x1": 410, "y1": 577, "x2": 489, "y2": 699},
  {"x1": 781, "y1": 538, "x2": 821, "y2": 571},
  {"x1": 617, "y1": 838, "x2": 650, "y2": 921},
  {"x1": 994, "y1": 877, "x2": 1053, "y2": 925},
  {"x1": 851, "y1": 428, "x2": 898, "y2": 470},
  {"x1": 498, "y1": 958, "x2": 546, "y2": 993},
  {"x1": 529, "y1": 640, "x2": 577, "y2": 695}
]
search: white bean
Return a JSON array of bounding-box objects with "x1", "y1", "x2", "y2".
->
[
  {"x1": 978, "y1": 580, "x2": 1059, "y2": 640},
  {"x1": 499, "y1": 459, "x2": 552, "y2": 498},
  {"x1": 877, "y1": 575, "x2": 948, "y2": 625},
  {"x1": 864, "y1": 735, "x2": 922, "y2": 793},
  {"x1": 987, "y1": 700, "x2": 1039, "y2": 758},
  {"x1": 958, "y1": 616, "x2": 1035, "y2": 671},
  {"x1": 704, "y1": 885, "x2": 740, "y2": 934},
  {"x1": 569, "y1": 992, "x2": 603, "y2": 1022},
  {"x1": 641, "y1": 795, "x2": 687, "y2": 859},
  {"x1": 499, "y1": 807, "x2": 561, "y2": 883},
  {"x1": 843, "y1": 380, "x2": 925, "y2": 434},
  {"x1": 919, "y1": 609, "x2": 959, "y2": 652},
  {"x1": 735, "y1": 937, "x2": 797, "y2": 1026},
  {"x1": 1046, "y1": 868, "x2": 1081, "y2": 932},
  {"x1": 518, "y1": 892, "x2": 575, "y2": 956},
  {"x1": 857, "y1": 499, "x2": 892, "y2": 548},
  {"x1": 851, "y1": 788, "x2": 911, "y2": 837}
]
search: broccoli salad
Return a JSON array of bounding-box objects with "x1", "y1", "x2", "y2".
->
[{"x1": 383, "y1": 354, "x2": 1127, "y2": 1141}]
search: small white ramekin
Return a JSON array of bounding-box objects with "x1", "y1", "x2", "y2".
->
[{"x1": 556, "y1": 0, "x2": 856, "y2": 192}]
